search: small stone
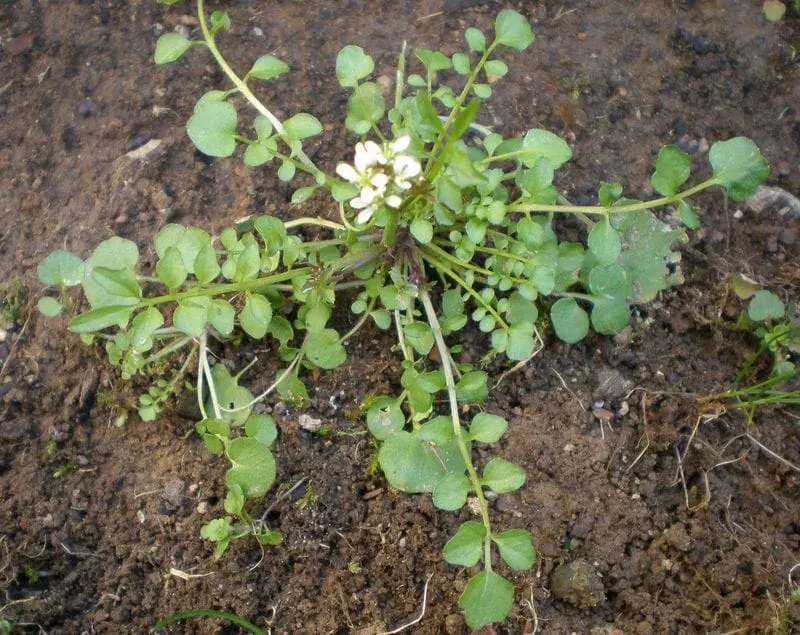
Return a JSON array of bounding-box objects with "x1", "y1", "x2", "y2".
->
[
  {"x1": 444, "y1": 613, "x2": 465, "y2": 635},
  {"x1": 196, "y1": 501, "x2": 209, "y2": 514},
  {"x1": 550, "y1": 560, "x2": 606, "y2": 609},
  {"x1": 592, "y1": 408, "x2": 614, "y2": 422},
  {"x1": 298, "y1": 414, "x2": 322, "y2": 432},
  {"x1": 78, "y1": 100, "x2": 95, "y2": 117},
  {"x1": 618, "y1": 400, "x2": 630, "y2": 417},
  {"x1": 252, "y1": 26, "x2": 264, "y2": 37},
  {"x1": 5, "y1": 32, "x2": 34, "y2": 56},
  {"x1": 162, "y1": 478, "x2": 186, "y2": 508},
  {"x1": 137, "y1": 510, "x2": 146, "y2": 524},
  {"x1": 564, "y1": 443, "x2": 576, "y2": 453}
]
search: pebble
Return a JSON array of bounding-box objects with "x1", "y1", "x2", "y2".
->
[
  {"x1": 444, "y1": 613, "x2": 465, "y2": 634},
  {"x1": 252, "y1": 27, "x2": 264, "y2": 37},
  {"x1": 196, "y1": 501, "x2": 209, "y2": 514},
  {"x1": 298, "y1": 413, "x2": 322, "y2": 432},
  {"x1": 162, "y1": 478, "x2": 186, "y2": 508},
  {"x1": 550, "y1": 560, "x2": 606, "y2": 609}
]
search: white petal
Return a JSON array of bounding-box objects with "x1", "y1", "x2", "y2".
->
[
  {"x1": 336, "y1": 163, "x2": 359, "y2": 183},
  {"x1": 370, "y1": 172, "x2": 390, "y2": 190},
  {"x1": 363, "y1": 140, "x2": 386, "y2": 164},
  {"x1": 359, "y1": 186, "x2": 377, "y2": 204},
  {"x1": 350, "y1": 196, "x2": 368, "y2": 209},
  {"x1": 393, "y1": 155, "x2": 421, "y2": 178},
  {"x1": 395, "y1": 179, "x2": 412, "y2": 190},
  {"x1": 390, "y1": 135, "x2": 410, "y2": 153},
  {"x1": 385, "y1": 195, "x2": 403, "y2": 208},
  {"x1": 357, "y1": 206, "x2": 376, "y2": 224},
  {"x1": 354, "y1": 142, "x2": 371, "y2": 173}
]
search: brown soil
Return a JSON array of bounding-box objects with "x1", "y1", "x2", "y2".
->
[{"x1": 1, "y1": 1, "x2": 799, "y2": 633}]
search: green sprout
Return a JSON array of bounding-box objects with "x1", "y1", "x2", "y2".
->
[{"x1": 36, "y1": 1, "x2": 773, "y2": 628}]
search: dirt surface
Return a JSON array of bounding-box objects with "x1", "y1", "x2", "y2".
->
[{"x1": 1, "y1": 0, "x2": 799, "y2": 633}]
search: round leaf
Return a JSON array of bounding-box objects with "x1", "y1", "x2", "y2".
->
[
  {"x1": 366, "y1": 398, "x2": 405, "y2": 440},
  {"x1": 442, "y1": 521, "x2": 486, "y2": 567},
  {"x1": 709, "y1": 137, "x2": 770, "y2": 202},
  {"x1": 378, "y1": 431, "x2": 447, "y2": 493},
  {"x1": 304, "y1": 329, "x2": 347, "y2": 369},
  {"x1": 187, "y1": 100, "x2": 238, "y2": 158},
  {"x1": 345, "y1": 82, "x2": 385, "y2": 134},
  {"x1": 465, "y1": 27, "x2": 486, "y2": 52},
  {"x1": 154, "y1": 32, "x2": 193, "y2": 65},
  {"x1": 209, "y1": 298, "x2": 235, "y2": 336},
  {"x1": 747, "y1": 290, "x2": 785, "y2": 322},
  {"x1": 248, "y1": 55, "x2": 289, "y2": 81},
  {"x1": 174, "y1": 297, "x2": 209, "y2": 337},
  {"x1": 37, "y1": 296, "x2": 63, "y2": 317},
  {"x1": 240, "y1": 293, "x2": 273, "y2": 339},
  {"x1": 588, "y1": 216, "x2": 621, "y2": 264},
  {"x1": 494, "y1": 9, "x2": 534, "y2": 51},
  {"x1": 469, "y1": 413, "x2": 508, "y2": 444},
  {"x1": 335, "y1": 45, "x2": 374, "y2": 87},
  {"x1": 459, "y1": 570, "x2": 514, "y2": 630},
  {"x1": 156, "y1": 246, "x2": 187, "y2": 289},
  {"x1": 38, "y1": 250, "x2": 84, "y2": 287},
  {"x1": 284, "y1": 113, "x2": 322, "y2": 140},
  {"x1": 591, "y1": 298, "x2": 631, "y2": 335},
  {"x1": 492, "y1": 528, "x2": 537, "y2": 571},
  {"x1": 409, "y1": 217, "x2": 433, "y2": 244},
  {"x1": 225, "y1": 437, "x2": 276, "y2": 499},
  {"x1": 550, "y1": 297, "x2": 589, "y2": 344},
  {"x1": 432, "y1": 472, "x2": 470, "y2": 511},
  {"x1": 245, "y1": 414, "x2": 278, "y2": 447},
  {"x1": 481, "y1": 458, "x2": 525, "y2": 493},
  {"x1": 651, "y1": 145, "x2": 691, "y2": 197}
]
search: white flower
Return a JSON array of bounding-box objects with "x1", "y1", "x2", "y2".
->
[{"x1": 337, "y1": 134, "x2": 423, "y2": 225}]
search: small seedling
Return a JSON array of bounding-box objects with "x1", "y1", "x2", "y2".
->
[{"x1": 38, "y1": 1, "x2": 772, "y2": 628}]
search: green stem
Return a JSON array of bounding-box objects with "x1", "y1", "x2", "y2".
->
[
  {"x1": 140, "y1": 268, "x2": 312, "y2": 308},
  {"x1": 426, "y1": 42, "x2": 497, "y2": 178},
  {"x1": 419, "y1": 287, "x2": 493, "y2": 571},
  {"x1": 150, "y1": 609, "x2": 264, "y2": 635},
  {"x1": 283, "y1": 217, "x2": 345, "y2": 232},
  {"x1": 419, "y1": 251, "x2": 509, "y2": 329},
  {"x1": 510, "y1": 178, "x2": 718, "y2": 216},
  {"x1": 196, "y1": 0, "x2": 323, "y2": 180},
  {"x1": 141, "y1": 336, "x2": 193, "y2": 367}
]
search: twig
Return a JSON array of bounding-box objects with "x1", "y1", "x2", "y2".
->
[
  {"x1": 259, "y1": 476, "x2": 309, "y2": 522},
  {"x1": 745, "y1": 433, "x2": 800, "y2": 473},
  {"x1": 521, "y1": 585, "x2": 539, "y2": 634},
  {"x1": 626, "y1": 392, "x2": 650, "y2": 472},
  {"x1": 60, "y1": 543, "x2": 100, "y2": 559},
  {"x1": 378, "y1": 573, "x2": 434, "y2": 635},
  {"x1": 494, "y1": 328, "x2": 544, "y2": 388},
  {"x1": 0, "y1": 314, "x2": 31, "y2": 382},
  {"x1": 551, "y1": 368, "x2": 586, "y2": 411}
]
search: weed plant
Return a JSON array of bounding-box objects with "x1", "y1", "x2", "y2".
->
[{"x1": 37, "y1": 1, "x2": 771, "y2": 627}]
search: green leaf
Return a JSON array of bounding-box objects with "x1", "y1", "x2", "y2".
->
[
  {"x1": 345, "y1": 82, "x2": 385, "y2": 134},
  {"x1": 507, "y1": 323, "x2": 535, "y2": 360},
  {"x1": 91, "y1": 267, "x2": 141, "y2": 300},
  {"x1": 187, "y1": 100, "x2": 238, "y2": 158},
  {"x1": 253, "y1": 215, "x2": 288, "y2": 256},
  {"x1": 68, "y1": 305, "x2": 135, "y2": 333},
  {"x1": 678, "y1": 201, "x2": 701, "y2": 229},
  {"x1": 200, "y1": 517, "x2": 231, "y2": 542},
  {"x1": 415, "y1": 48, "x2": 452, "y2": 72},
  {"x1": 174, "y1": 297, "x2": 209, "y2": 337},
  {"x1": 209, "y1": 299, "x2": 235, "y2": 336},
  {"x1": 234, "y1": 243, "x2": 260, "y2": 282},
  {"x1": 493, "y1": 528, "x2": 537, "y2": 571},
  {"x1": 240, "y1": 293, "x2": 273, "y2": 339},
  {"x1": 225, "y1": 437, "x2": 276, "y2": 499},
  {"x1": 155, "y1": 224, "x2": 212, "y2": 275},
  {"x1": 452, "y1": 52, "x2": 471, "y2": 75},
  {"x1": 598, "y1": 181, "x2": 623, "y2": 207},
  {"x1": 748, "y1": 290, "x2": 785, "y2": 321},
  {"x1": 38, "y1": 250, "x2": 84, "y2": 286},
  {"x1": 482, "y1": 458, "x2": 526, "y2": 493},
  {"x1": 588, "y1": 216, "x2": 621, "y2": 264},
  {"x1": 709, "y1": 137, "x2": 770, "y2": 202},
  {"x1": 156, "y1": 246, "x2": 187, "y2": 289},
  {"x1": 465, "y1": 27, "x2": 486, "y2": 52},
  {"x1": 484, "y1": 59, "x2": 508, "y2": 79},
  {"x1": 277, "y1": 159, "x2": 296, "y2": 182},
  {"x1": 409, "y1": 217, "x2": 434, "y2": 244},
  {"x1": 442, "y1": 521, "x2": 486, "y2": 567},
  {"x1": 506, "y1": 292, "x2": 538, "y2": 325},
  {"x1": 551, "y1": 297, "x2": 589, "y2": 344},
  {"x1": 371, "y1": 310, "x2": 392, "y2": 330},
  {"x1": 456, "y1": 371, "x2": 489, "y2": 402},
  {"x1": 520, "y1": 129, "x2": 571, "y2": 169},
  {"x1": 472, "y1": 83, "x2": 492, "y2": 99},
  {"x1": 366, "y1": 397, "x2": 405, "y2": 440},
  {"x1": 37, "y1": 296, "x2": 63, "y2": 317},
  {"x1": 284, "y1": 113, "x2": 322, "y2": 140},
  {"x1": 154, "y1": 32, "x2": 193, "y2": 65},
  {"x1": 224, "y1": 484, "x2": 244, "y2": 515},
  {"x1": 194, "y1": 244, "x2": 221, "y2": 284},
  {"x1": 291, "y1": 186, "x2": 318, "y2": 205},
  {"x1": 208, "y1": 364, "x2": 253, "y2": 426},
  {"x1": 245, "y1": 414, "x2": 278, "y2": 447},
  {"x1": 417, "y1": 416, "x2": 455, "y2": 445},
  {"x1": 469, "y1": 413, "x2": 508, "y2": 443},
  {"x1": 248, "y1": 55, "x2": 289, "y2": 80},
  {"x1": 276, "y1": 372, "x2": 309, "y2": 405},
  {"x1": 305, "y1": 329, "x2": 346, "y2": 369},
  {"x1": 614, "y1": 210, "x2": 686, "y2": 302},
  {"x1": 764, "y1": 0, "x2": 787, "y2": 22},
  {"x1": 130, "y1": 307, "x2": 164, "y2": 351},
  {"x1": 494, "y1": 9, "x2": 534, "y2": 51},
  {"x1": 336, "y1": 45, "x2": 374, "y2": 87},
  {"x1": 210, "y1": 10, "x2": 231, "y2": 32},
  {"x1": 432, "y1": 472, "x2": 470, "y2": 511},
  {"x1": 404, "y1": 322, "x2": 434, "y2": 356},
  {"x1": 651, "y1": 145, "x2": 691, "y2": 196},
  {"x1": 379, "y1": 431, "x2": 448, "y2": 493},
  {"x1": 460, "y1": 570, "x2": 515, "y2": 630},
  {"x1": 591, "y1": 298, "x2": 630, "y2": 335}
]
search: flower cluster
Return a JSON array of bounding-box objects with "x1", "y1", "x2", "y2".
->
[{"x1": 336, "y1": 136, "x2": 422, "y2": 224}]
